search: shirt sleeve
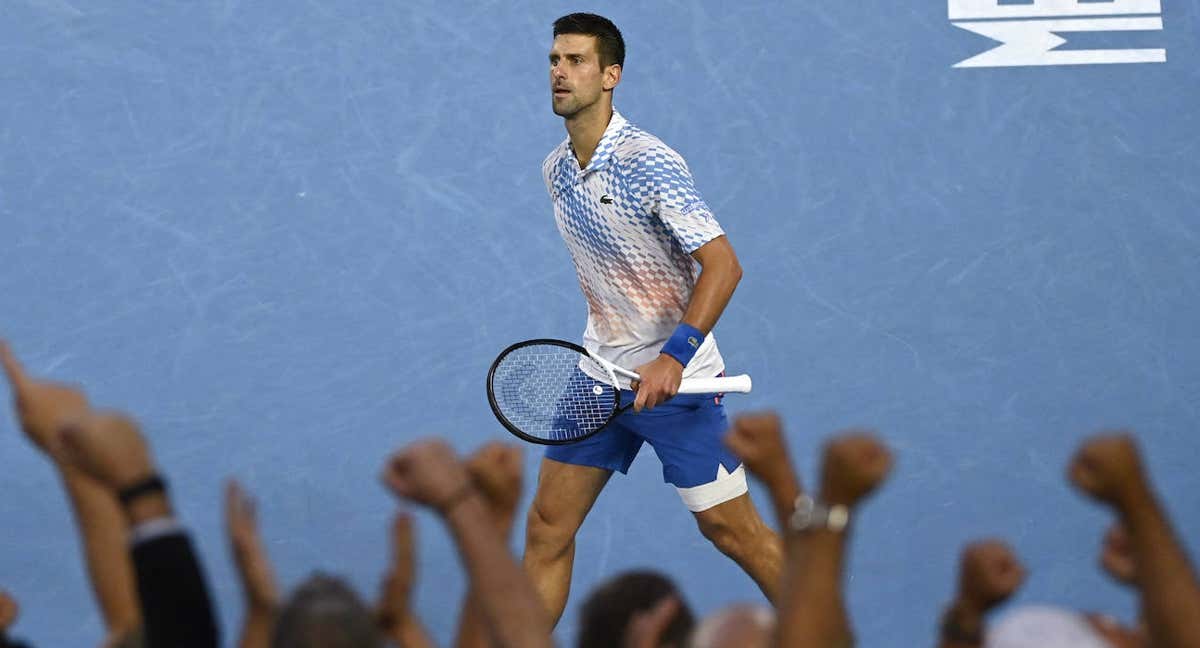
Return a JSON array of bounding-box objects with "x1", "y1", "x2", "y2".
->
[{"x1": 635, "y1": 146, "x2": 725, "y2": 254}]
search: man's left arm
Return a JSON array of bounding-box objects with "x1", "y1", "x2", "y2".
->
[{"x1": 632, "y1": 235, "x2": 742, "y2": 411}]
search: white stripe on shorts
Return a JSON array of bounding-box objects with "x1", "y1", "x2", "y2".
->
[{"x1": 676, "y1": 463, "x2": 748, "y2": 512}]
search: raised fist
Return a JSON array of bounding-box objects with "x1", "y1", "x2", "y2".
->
[
  {"x1": 466, "y1": 442, "x2": 523, "y2": 529},
  {"x1": 957, "y1": 539, "x2": 1026, "y2": 612},
  {"x1": 59, "y1": 411, "x2": 155, "y2": 490},
  {"x1": 0, "y1": 590, "x2": 18, "y2": 632},
  {"x1": 1, "y1": 341, "x2": 90, "y2": 459},
  {"x1": 819, "y1": 432, "x2": 893, "y2": 507},
  {"x1": 1068, "y1": 434, "x2": 1150, "y2": 512},
  {"x1": 724, "y1": 412, "x2": 797, "y2": 491},
  {"x1": 382, "y1": 439, "x2": 472, "y2": 514}
]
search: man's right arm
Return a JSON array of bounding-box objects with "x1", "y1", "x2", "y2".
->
[
  {"x1": 383, "y1": 440, "x2": 552, "y2": 648},
  {"x1": 1069, "y1": 434, "x2": 1200, "y2": 648}
]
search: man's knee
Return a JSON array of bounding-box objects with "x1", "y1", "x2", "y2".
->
[
  {"x1": 697, "y1": 513, "x2": 746, "y2": 558},
  {"x1": 525, "y1": 499, "x2": 580, "y2": 555}
]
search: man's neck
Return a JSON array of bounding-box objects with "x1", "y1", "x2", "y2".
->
[{"x1": 565, "y1": 102, "x2": 613, "y2": 169}]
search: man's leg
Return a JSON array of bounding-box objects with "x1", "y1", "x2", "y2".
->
[
  {"x1": 523, "y1": 457, "x2": 612, "y2": 625},
  {"x1": 633, "y1": 392, "x2": 784, "y2": 603},
  {"x1": 693, "y1": 491, "x2": 784, "y2": 603}
]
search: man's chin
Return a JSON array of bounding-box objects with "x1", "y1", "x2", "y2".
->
[{"x1": 552, "y1": 102, "x2": 577, "y2": 118}]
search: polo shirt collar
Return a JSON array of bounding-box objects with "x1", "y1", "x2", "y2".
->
[{"x1": 576, "y1": 109, "x2": 627, "y2": 177}]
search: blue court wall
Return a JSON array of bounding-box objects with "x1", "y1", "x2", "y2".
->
[{"x1": 1, "y1": 2, "x2": 1197, "y2": 646}]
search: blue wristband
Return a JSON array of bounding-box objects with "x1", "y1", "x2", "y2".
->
[{"x1": 660, "y1": 323, "x2": 704, "y2": 367}]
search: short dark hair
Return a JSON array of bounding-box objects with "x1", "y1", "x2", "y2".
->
[
  {"x1": 576, "y1": 570, "x2": 694, "y2": 648},
  {"x1": 553, "y1": 13, "x2": 625, "y2": 69},
  {"x1": 271, "y1": 573, "x2": 384, "y2": 648}
]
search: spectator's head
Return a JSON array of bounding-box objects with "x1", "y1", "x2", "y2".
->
[
  {"x1": 271, "y1": 573, "x2": 383, "y2": 648},
  {"x1": 985, "y1": 605, "x2": 1117, "y2": 648},
  {"x1": 689, "y1": 604, "x2": 774, "y2": 648},
  {"x1": 577, "y1": 570, "x2": 694, "y2": 648}
]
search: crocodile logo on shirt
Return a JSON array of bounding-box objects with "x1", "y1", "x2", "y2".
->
[{"x1": 600, "y1": 194, "x2": 614, "y2": 205}]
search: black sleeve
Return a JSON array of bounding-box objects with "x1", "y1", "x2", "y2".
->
[{"x1": 130, "y1": 532, "x2": 220, "y2": 648}]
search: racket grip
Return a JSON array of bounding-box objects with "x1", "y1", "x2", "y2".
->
[{"x1": 678, "y1": 374, "x2": 752, "y2": 395}]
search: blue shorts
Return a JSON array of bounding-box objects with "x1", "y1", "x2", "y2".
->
[{"x1": 545, "y1": 387, "x2": 748, "y2": 512}]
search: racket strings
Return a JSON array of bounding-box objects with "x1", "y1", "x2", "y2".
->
[{"x1": 491, "y1": 345, "x2": 617, "y2": 442}]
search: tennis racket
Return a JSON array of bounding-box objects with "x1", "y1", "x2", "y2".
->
[{"x1": 486, "y1": 338, "x2": 752, "y2": 445}]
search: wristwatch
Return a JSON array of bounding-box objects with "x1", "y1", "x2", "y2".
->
[{"x1": 789, "y1": 494, "x2": 849, "y2": 533}]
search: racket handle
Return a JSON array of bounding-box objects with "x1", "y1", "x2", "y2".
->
[{"x1": 678, "y1": 374, "x2": 752, "y2": 395}]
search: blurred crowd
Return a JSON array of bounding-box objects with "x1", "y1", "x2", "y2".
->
[{"x1": 2, "y1": 339, "x2": 1198, "y2": 648}]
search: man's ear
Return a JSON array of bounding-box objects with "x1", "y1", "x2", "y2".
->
[{"x1": 603, "y1": 64, "x2": 622, "y2": 91}]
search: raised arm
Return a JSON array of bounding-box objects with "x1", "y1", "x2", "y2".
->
[
  {"x1": 777, "y1": 432, "x2": 893, "y2": 648},
  {"x1": 0, "y1": 342, "x2": 140, "y2": 644},
  {"x1": 724, "y1": 412, "x2": 803, "y2": 528},
  {"x1": 59, "y1": 411, "x2": 220, "y2": 648},
  {"x1": 382, "y1": 439, "x2": 552, "y2": 648},
  {"x1": 936, "y1": 540, "x2": 1025, "y2": 648},
  {"x1": 453, "y1": 442, "x2": 524, "y2": 648},
  {"x1": 1069, "y1": 433, "x2": 1200, "y2": 648},
  {"x1": 225, "y1": 480, "x2": 280, "y2": 648},
  {"x1": 375, "y1": 513, "x2": 436, "y2": 648}
]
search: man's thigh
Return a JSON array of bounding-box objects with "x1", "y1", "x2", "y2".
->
[
  {"x1": 624, "y1": 393, "x2": 747, "y2": 513},
  {"x1": 527, "y1": 457, "x2": 614, "y2": 533}
]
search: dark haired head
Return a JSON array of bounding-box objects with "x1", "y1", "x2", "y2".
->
[
  {"x1": 576, "y1": 570, "x2": 694, "y2": 648},
  {"x1": 553, "y1": 13, "x2": 625, "y2": 69},
  {"x1": 271, "y1": 573, "x2": 384, "y2": 648}
]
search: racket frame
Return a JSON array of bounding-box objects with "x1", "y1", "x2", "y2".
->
[{"x1": 486, "y1": 338, "x2": 753, "y2": 445}]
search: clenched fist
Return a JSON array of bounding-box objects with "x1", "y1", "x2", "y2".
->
[
  {"x1": 1068, "y1": 434, "x2": 1151, "y2": 513},
  {"x1": 724, "y1": 412, "x2": 797, "y2": 492},
  {"x1": 1, "y1": 341, "x2": 90, "y2": 460},
  {"x1": 382, "y1": 439, "x2": 473, "y2": 514},
  {"x1": 59, "y1": 411, "x2": 156, "y2": 491},
  {"x1": 0, "y1": 590, "x2": 18, "y2": 632},
  {"x1": 957, "y1": 540, "x2": 1026, "y2": 612},
  {"x1": 466, "y1": 442, "x2": 524, "y2": 532},
  {"x1": 819, "y1": 432, "x2": 893, "y2": 507}
]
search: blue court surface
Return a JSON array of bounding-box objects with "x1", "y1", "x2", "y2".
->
[{"x1": 1, "y1": 2, "x2": 1198, "y2": 646}]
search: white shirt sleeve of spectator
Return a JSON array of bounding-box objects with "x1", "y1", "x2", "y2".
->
[{"x1": 128, "y1": 517, "x2": 184, "y2": 546}]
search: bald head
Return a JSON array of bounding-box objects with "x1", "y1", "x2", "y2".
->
[{"x1": 689, "y1": 604, "x2": 774, "y2": 648}]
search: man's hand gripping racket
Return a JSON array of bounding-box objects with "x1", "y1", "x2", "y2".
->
[{"x1": 486, "y1": 339, "x2": 751, "y2": 445}]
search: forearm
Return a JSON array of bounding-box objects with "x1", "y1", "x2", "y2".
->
[
  {"x1": 237, "y1": 612, "x2": 273, "y2": 648},
  {"x1": 445, "y1": 497, "x2": 552, "y2": 648},
  {"x1": 777, "y1": 530, "x2": 852, "y2": 648},
  {"x1": 682, "y1": 237, "x2": 742, "y2": 334},
  {"x1": 936, "y1": 600, "x2": 986, "y2": 648},
  {"x1": 1120, "y1": 490, "x2": 1200, "y2": 648},
  {"x1": 766, "y1": 475, "x2": 802, "y2": 531},
  {"x1": 453, "y1": 596, "x2": 489, "y2": 648},
  {"x1": 56, "y1": 465, "x2": 141, "y2": 634},
  {"x1": 454, "y1": 510, "x2": 515, "y2": 648},
  {"x1": 390, "y1": 613, "x2": 436, "y2": 648}
]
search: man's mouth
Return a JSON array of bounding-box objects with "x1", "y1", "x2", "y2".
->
[{"x1": 553, "y1": 87, "x2": 570, "y2": 97}]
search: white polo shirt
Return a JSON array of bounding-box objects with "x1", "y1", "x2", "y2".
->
[{"x1": 543, "y1": 109, "x2": 727, "y2": 381}]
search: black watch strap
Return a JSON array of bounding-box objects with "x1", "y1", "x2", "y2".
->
[{"x1": 117, "y1": 474, "x2": 167, "y2": 507}]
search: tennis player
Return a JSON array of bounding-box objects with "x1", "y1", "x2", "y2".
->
[{"x1": 523, "y1": 13, "x2": 783, "y2": 623}]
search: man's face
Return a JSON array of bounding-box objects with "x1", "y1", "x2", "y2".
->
[{"x1": 549, "y1": 34, "x2": 616, "y2": 118}]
